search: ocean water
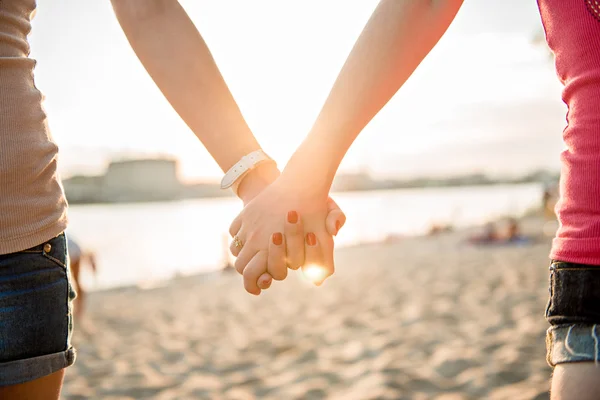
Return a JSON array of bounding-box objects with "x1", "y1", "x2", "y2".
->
[{"x1": 67, "y1": 183, "x2": 543, "y2": 291}]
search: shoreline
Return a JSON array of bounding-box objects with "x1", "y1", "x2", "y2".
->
[{"x1": 80, "y1": 213, "x2": 554, "y2": 295}]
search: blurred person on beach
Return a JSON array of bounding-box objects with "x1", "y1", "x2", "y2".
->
[
  {"x1": 67, "y1": 236, "x2": 97, "y2": 320},
  {"x1": 543, "y1": 185, "x2": 552, "y2": 214},
  {"x1": 506, "y1": 218, "x2": 521, "y2": 242},
  {"x1": 543, "y1": 182, "x2": 559, "y2": 220},
  {"x1": 542, "y1": 183, "x2": 561, "y2": 238},
  {"x1": 504, "y1": 218, "x2": 532, "y2": 244},
  {"x1": 467, "y1": 219, "x2": 531, "y2": 246},
  {"x1": 469, "y1": 222, "x2": 500, "y2": 244}
]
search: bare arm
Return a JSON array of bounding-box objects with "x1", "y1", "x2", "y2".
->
[
  {"x1": 282, "y1": 0, "x2": 464, "y2": 190},
  {"x1": 110, "y1": 1, "x2": 347, "y2": 294},
  {"x1": 110, "y1": 0, "x2": 278, "y2": 201}
]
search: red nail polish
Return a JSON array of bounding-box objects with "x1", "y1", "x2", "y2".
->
[
  {"x1": 272, "y1": 232, "x2": 283, "y2": 245},
  {"x1": 306, "y1": 232, "x2": 316, "y2": 246},
  {"x1": 287, "y1": 211, "x2": 298, "y2": 224},
  {"x1": 335, "y1": 220, "x2": 341, "y2": 234}
]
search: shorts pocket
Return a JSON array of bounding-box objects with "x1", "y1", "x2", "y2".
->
[
  {"x1": 16, "y1": 233, "x2": 68, "y2": 269},
  {"x1": 0, "y1": 235, "x2": 73, "y2": 364},
  {"x1": 42, "y1": 251, "x2": 66, "y2": 269}
]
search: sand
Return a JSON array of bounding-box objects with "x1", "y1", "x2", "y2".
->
[{"x1": 62, "y1": 218, "x2": 554, "y2": 400}]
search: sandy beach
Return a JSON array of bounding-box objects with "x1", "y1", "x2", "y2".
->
[{"x1": 62, "y1": 217, "x2": 554, "y2": 400}]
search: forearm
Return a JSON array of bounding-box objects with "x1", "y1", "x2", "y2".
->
[
  {"x1": 110, "y1": 0, "x2": 260, "y2": 172},
  {"x1": 283, "y1": 0, "x2": 463, "y2": 189}
]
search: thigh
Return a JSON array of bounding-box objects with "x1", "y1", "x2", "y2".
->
[
  {"x1": 551, "y1": 363, "x2": 600, "y2": 400},
  {"x1": 0, "y1": 233, "x2": 76, "y2": 387},
  {"x1": 546, "y1": 261, "x2": 600, "y2": 399},
  {"x1": 0, "y1": 369, "x2": 65, "y2": 400}
]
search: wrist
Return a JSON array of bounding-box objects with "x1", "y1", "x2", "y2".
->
[
  {"x1": 281, "y1": 143, "x2": 335, "y2": 196},
  {"x1": 237, "y1": 162, "x2": 280, "y2": 205}
]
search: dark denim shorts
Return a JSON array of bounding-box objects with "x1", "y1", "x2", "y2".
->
[
  {"x1": 0, "y1": 233, "x2": 77, "y2": 386},
  {"x1": 545, "y1": 261, "x2": 600, "y2": 366}
]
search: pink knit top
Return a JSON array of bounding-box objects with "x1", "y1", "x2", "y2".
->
[{"x1": 538, "y1": 0, "x2": 600, "y2": 264}]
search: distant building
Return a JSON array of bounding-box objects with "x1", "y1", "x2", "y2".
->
[
  {"x1": 61, "y1": 175, "x2": 104, "y2": 204},
  {"x1": 63, "y1": 158, "x2": 184, "y2": 203},
  {"x1": 103, "y1": 159, "x2": 182, "y2": 202},
  {"x1": 332, "y1": 172, "x2": 377, "y2": 192}
]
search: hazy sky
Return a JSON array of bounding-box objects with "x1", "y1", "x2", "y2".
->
[{"x1": 29, "y1": 0, "x2": 566, "y2": 181}]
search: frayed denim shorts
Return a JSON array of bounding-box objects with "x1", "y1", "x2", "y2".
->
[
  {"x1": 0, "y1": 233, "x2": 77, "y2": 386},
  {"x1": 546, "y1": 261, "x2": 600, "y2": 366}
]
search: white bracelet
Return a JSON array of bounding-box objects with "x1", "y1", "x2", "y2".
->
[{"x1": 220, "y1": 149, "x2": 274, "y2": 195}]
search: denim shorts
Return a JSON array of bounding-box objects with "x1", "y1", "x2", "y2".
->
[
  {"x1": 545, "y1": 261, "x2": 600, "y2": 366},
  {"x1": 0, "y1": 233, "x2": 77, "y2": 386}
]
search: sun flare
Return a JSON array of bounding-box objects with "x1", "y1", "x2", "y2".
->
[{"x1": 303, "y1": 264, "x2": 327, "y2": 283}]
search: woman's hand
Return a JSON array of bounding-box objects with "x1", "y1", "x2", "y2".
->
[
  {"x1": 240, "y1": 220, "x2": 333, "y2": 295},
  {"x1": 232, "y1": 166, "x2": 345, "y2": 294},
  {"x1": 229, "y1": 175, "x2": 341, "y2": 295}
]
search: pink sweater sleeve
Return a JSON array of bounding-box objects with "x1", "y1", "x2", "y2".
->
[{"x1": 538, "y1": 0, "x2": 600, "y2": 264}]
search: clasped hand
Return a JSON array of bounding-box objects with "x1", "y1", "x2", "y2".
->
[{"x1": 228, "y1": 175, "x2": 345, "y2": 295}]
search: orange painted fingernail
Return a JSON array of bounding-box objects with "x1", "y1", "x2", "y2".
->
[
  {"x1": 272, "y1": 232, "x2": 283, "y2": 245},
  {"x1": 287, "y1": 211, "x2": 298, "y2": 224},
  {"x1": 306, "y1": 232, "x2": 316, "y2": 246},
  {"x1": 335, "y1": 220, "x2": 341, "y2": 234}
]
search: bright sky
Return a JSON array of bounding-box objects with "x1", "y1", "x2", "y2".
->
[{"x1": 29, "y1": 0, "x2": 566, "y2": 182}]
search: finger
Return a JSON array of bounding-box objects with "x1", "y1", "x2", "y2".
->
[
  {"x1": 326, "y1": 196, "x2": 340, "y2": 212},
  {"x1": 229, "y1": 232, "x2": 245, "y2": 257},
  {"x1": 243, "y1": 251, "x2": 268, "y2": 295},
  {"x1": 284, "y1": 210, "x2": 305, "y2": 270},
  {"x1": 319, "y1": 232, "x2": 336, "y2": 282},
  {"x1": 234, "y1": 243, "x2": 258, "y2": 275},
  {"x1": 229, "y1": 213, "x2": 243, "y2": 237},
  {"x1": 268, "y1": 232, "x2": 287, "y2": 280},
  {"x1": 326, "y1": 209, "x2": 346, "y2": 237},
  {"x1": 257, "y1": 273, "x2": 272, "y2": 290},
  {"x1": 301, "y1": 232, "x2": 327, "y2": 286}
]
